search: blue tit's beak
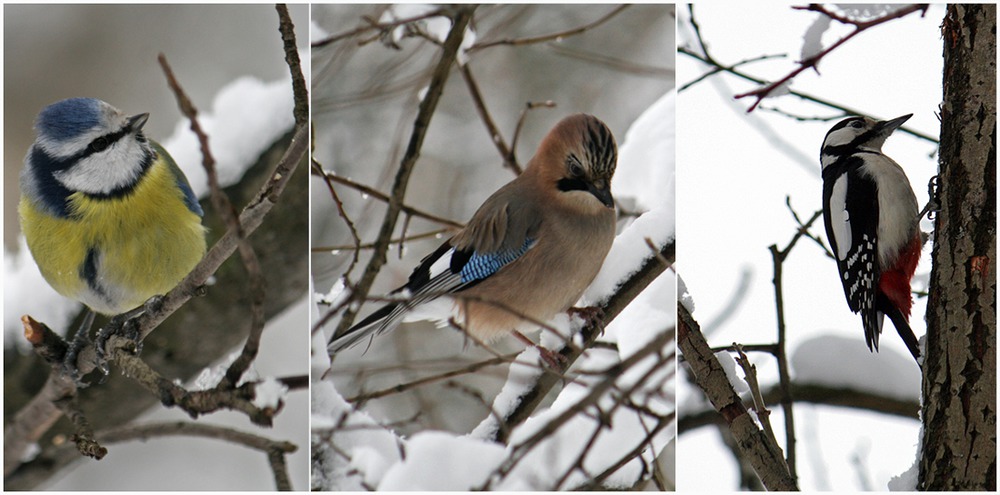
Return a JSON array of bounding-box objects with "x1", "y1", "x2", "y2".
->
[{"x1": 127, "y1": 113, "x2": 150, "y2": 133}]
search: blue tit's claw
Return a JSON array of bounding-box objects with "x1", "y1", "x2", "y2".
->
[
  {"x1": 95, "y1": 306, "x2": 147, "y2": 372},
  {"x1": 60, "y1": 309, "x2": 97, "y2": 386},
  {"x1": 61, "y1": 337, "x2": 86, "y2": 384}
]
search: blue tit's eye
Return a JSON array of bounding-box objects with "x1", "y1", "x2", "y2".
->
[
  {"x1": 135, "y1": 132, "x2": 147, "y2": 144},
  {"x1": 89, "y1": 137, "x2": 110, "y2": 153}
]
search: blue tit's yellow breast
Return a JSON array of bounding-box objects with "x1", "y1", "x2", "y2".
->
[{"x1": 19, "y1": 155, "x2": 206, "y2": 315}]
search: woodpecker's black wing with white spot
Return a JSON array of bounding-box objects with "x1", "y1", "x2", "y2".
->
[{"x1": 822, "y1": 156, "x2": 883, "y2": 351}]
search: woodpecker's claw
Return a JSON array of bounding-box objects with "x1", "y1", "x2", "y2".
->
[{"x1": 918, "y1": 175, "x2": 940, "y2": 221}]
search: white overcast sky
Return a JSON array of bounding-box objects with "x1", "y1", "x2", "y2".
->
[{"x1": 676, "y1": 4, "x2": 944, "y2": 491}]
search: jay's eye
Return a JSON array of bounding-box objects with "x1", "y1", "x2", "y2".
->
[{"x1": 569, "y1": 162, "x2": 584, "y2": 178}]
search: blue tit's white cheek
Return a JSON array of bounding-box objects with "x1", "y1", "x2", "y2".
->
[{"x1": 53, "y1": 140, "x2": 148, "y2": 195}]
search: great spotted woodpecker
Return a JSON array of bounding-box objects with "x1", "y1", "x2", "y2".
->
[{"x1": 820, "y1": 114, "x2": 922, "y2": 363}]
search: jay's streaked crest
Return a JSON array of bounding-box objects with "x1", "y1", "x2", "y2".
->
[
  {"x1": 820, "y1": 114, "x2": 922, "y2": 362},
  {"x1": 329, "y1": 114, "x2": 617, "y2": 354}
]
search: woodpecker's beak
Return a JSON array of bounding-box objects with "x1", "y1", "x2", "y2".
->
[
  {"x1": 127, "y1": 113, "x2": 150, "y2": 133},
  {"x1": 876, "y1": 114, "x2": 912, "y2": 136}
]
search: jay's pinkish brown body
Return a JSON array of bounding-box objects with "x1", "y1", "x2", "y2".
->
[{"x1": 329, "y1": 114, "x2": 617, "y2": 353}]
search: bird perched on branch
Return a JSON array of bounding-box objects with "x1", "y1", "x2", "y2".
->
[
  {"x1": 819, "y1": 114, "x2": 922, "y2": 363},
  {"x1": 19, "y1": 97, "x2": 206, "y2": 374},
  {"x1": 329, "y1": 114, "x2": 618, "y2": 362}
]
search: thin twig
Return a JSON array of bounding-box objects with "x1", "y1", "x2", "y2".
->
[
  {"x1": 347, "y1": 354, "x2": 516, "y2": 402},
  {"x1": 468, "y1": 5, "x2": 629, "y2": 53},
  {"x1": 312, "y1": 7, "x2": 448, "y2": 49},
  {"x1": 99, "y1": 421, "x2": 297, "y2": 490},
  {"x1": 765, "y1": 207, "x2": 824, "y2": 481},
  {"x1": 312, "y1": 228, "x2": 450, "y2": 253},
  {"x1": 312, "y1": 160, "x2": 362, "y2": 271},
  {"x1": 678, "y1": 5, "x2": 938, "y2": 144},
  {"x1": 733, "y1": 345, "x2": 780, "y2": 449},
  {"x1": 276, "y1": 4, "x2": 309, "y2": 127},
  {"x1": 325, "y1": 6, "x2": 477, "y2": 339},
  {"x1": 459, "y1": 63, "x2": 522, "y2": 174},
  {"x1": 159, "y1": 53, "x2": 266, "y2": 390},
  {"x1": 510, "y1": 101, "x2": 557, "y2": 162},
  {"x1": 490, "y1": 238, "x2": 675, "y2": 442},
  {"x1": 734, "y1": 4, "x2": 929, "y2": 111},
  {"x1": 53, "y1": 395, "x2": 106, "y2": 460},
  {"x1": 311, "y1": 166, "x2": 464, "y2": 229},
  {"x1": 678, "y1": 303, "x2": 797, "y2": 490}
]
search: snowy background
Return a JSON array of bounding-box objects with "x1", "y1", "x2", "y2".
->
[
  {"x1": 310, "y1": 5, "x2": 676, "y2": 490},
  {"x1": 3, "y1": 5, "x2": 310, "y2": 489},
  {"x1": 675, "y1": 4, "x2": 942, "y2": 491}
]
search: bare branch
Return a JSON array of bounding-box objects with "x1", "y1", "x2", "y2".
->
[
  {"x1": 678, "y1": 303, "x2": 797, "y2": 490},
  {"x1": 468, "y1": 6, "x2": 629, "y2": 53},
  {"x1": 324, "y1": 6, "x2": 477, "y2": 339},
  {"x1": 734, "y1": 4, "x2": 929, "y2": 111}
]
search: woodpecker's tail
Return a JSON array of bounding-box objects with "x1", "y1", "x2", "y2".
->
[{"x1": 876, "y1": 292, "x2": 921, "y2": 363}]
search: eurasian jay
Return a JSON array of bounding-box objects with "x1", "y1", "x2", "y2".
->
[{"x1": 329, "y1": 113, "x2": 618, "y2": 356}]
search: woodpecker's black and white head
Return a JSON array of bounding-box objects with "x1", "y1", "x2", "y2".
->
[{"x1": 820, "y1": 114, "x2": 911, "y2": 169}]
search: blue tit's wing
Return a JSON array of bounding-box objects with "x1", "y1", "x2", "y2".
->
[
  {"x1": 151, "y1": 140, "x2": 203, "y2": 217},
  {"x1": 328, "y1": 196, "x2": 541, "y2": 354}
]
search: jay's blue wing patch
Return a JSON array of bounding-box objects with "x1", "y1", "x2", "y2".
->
[
  {"x1": 328, "y1": 236, "x2": 537, "y2": 353},
  {"x1": 459, "y1": 238, "x2": 535, "y2": 284}
]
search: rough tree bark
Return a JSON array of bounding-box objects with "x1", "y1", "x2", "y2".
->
[{"x1": 920, "y1": 4, "x2": 996, "y2": 491}]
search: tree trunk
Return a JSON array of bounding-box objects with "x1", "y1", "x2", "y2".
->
[{"x1": 920, "y1": 4, "x2": 996, "y2": 491}]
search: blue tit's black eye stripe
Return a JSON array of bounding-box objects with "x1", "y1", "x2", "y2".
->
[
  {"x1": 78, "y1": 125, "x2": 132, "y2": 161},
  {"x1": 29, "y1": 137, "x2": 156, "y2": 217}
]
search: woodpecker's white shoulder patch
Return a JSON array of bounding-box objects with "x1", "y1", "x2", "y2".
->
[{"x1": 829, "y1": 174, "x2": 852, "y2": 260}]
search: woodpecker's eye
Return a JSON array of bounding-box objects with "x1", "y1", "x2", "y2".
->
[
  {"x1": 89, "y1": 137, "x2": 110, "y2": 153},
  {"x1": 850, "y1": 121, "x2": 865, "y2": 129}
]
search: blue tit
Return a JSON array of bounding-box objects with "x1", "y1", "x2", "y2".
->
[{"x1": 19, "y1": 97, "x2": 207, "y2": 321}]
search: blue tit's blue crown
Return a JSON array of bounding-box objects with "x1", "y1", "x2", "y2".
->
[{"x1": 36, "y1": 98, "x2": 105, "y2": 142}]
